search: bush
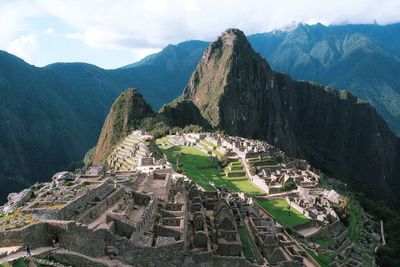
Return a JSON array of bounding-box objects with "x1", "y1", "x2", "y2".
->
[
  {"x1": 64, "y1": 181, "x2": 74, "y2": 187},
  {"x1": 182, "y1": 124, "x2": 204, "y2": 133},
  {"x1": 282, "y1": 181, "x2": 297, "y2": 191}
]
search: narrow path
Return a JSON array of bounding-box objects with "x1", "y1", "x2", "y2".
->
[
  {"x1": 380, "y1": 220, "x2": 386, "y2": 245},
  {"x1": 0, "y1": 246, "x2": 56, "y2": 263}
]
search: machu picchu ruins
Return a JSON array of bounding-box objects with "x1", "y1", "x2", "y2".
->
[{"x1": 0, "y1": 131, "x2": 380, "y2": 266}]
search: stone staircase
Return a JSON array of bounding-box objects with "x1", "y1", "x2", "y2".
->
[{"x1": 33, "y1": 257, "x2": 72, "y2": 267}]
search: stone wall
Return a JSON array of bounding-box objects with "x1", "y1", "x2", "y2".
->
[
  {"x1": 78, "y1": 187, "x2": 124, "y2": 225},
  {"x1": 44, "y1": 251, "x2": 108, "y2": 267},
  {"x1": 111, "y1": 235, "x2": 187, "y2": 266},
  {"x1": 0, "y1": 222, "x2": 52, "y2": 248},
  {"x1": 251, "y1": 175, "x2": 269, "y2": 193},
  {"x1": 58, "y1": 181, "x2": 114, "y2": 219},
  {"x1": 106, "y1": 213, "x2": 136, "y2": 238}
]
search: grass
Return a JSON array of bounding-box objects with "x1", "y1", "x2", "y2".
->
[
  {"x1": 201, "y1": 139, "x2": 215, "y2": 147},
  {"x1": 223, "y1": 176, "x2": 248, "y2": 181},
  {"x1": 238, "y1": 227, "x2": 255, "y2": 263},
  {"x1": 302, "y1": 245, "x2": 332, "y2": 267},
  {"x1": 159, "y1": 145, "x2": 264, "y2": 195},
  {"x1": 348, "y1": 198, "x2": 363, "y2": 242},
  {"x1": 231, "y1": 181, "x2": 265, "y2": 195},
  {"x1": 313, "y1": 236, "x2": 335, "y2": 246},
  {"x1": 155, "y1": 137, "x2": 171, "y2": 148},
  {"x1": 256, "y1": 199, "x2": 309, "y2": 228}
]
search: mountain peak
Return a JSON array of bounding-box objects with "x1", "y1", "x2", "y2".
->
[
  {"x1": 92, "y1": 88, "x2": 154, "y2": 164},
  {"x1": 220, "y1": 28, "x2": 247, "y2": 45},
  {"x1": 182, "y1": 28, "x2": 279, "y2": 132}
]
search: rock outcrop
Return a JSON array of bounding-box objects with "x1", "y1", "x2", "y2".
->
[
  {"x1": 166, "y1": 28, "x2": 400, "y2": 205},
  {"x1": 92, "y1": 88, "x2": 154, "y2": 164}
]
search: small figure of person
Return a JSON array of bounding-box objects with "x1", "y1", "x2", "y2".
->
[
  {"x1": 52, "y1": 239, "x2": 56, "y2": 247},
  {"x1": 26, "y1": 245, "x2": 31, "y2": 256}
]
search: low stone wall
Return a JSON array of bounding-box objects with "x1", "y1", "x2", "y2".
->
[
  {"x1": 78, "y1": 187, "x2": 124, "y2": 225},
  {"x1": 58, "y1": 181, "x2": 114, "y2": 219},
  {"x1": 44, "y1": 251, "x2": 108, "y2": 267},
  {"x1": 106, "y1": 213, "x2": 136, "y2": 238},
  {"x1": 0, "y1": 222, "x2": 52, "y2": 248},
  {"x1": 112, "y1": 236, "x2": 187, "y2": 266}
]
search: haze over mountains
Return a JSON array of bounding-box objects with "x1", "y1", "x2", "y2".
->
[{"x1": 1, "y1": 22, "x2": 400, "y2": 203}]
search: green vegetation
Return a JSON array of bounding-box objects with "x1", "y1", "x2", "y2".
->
[
  {"x1": 64, "y1": 180, "x2": 74, "y2": 187},
  {"x1": 238, "y1": 227, "x2": 254, "y2": 262},
  {"x1": 313, "y1": 236, "x2": 334, "y2": 246},
  {"x1": 231, "y1": 181, "x2": 265, "y2": 195},
  {"x1": 302, "y1": 245, "x2": 331, "y2": 267},
  {"x1": 159, "y1": 144, "x2": 264, "y2": 195},
  {"x1": 247, "y1": 157, "x2": 277, "y2": 167},
  {"x1": 281, "y1": 181, "x2": 297, "y2": 192},
  {"x1": 347, "y1": 198, "x2": 363, "y2": 242},
  {"x1": 256, "y1": 199, "x2": 309, "y2": 228},
  {"x1": 139, "y1": 117, "x2": 170, "y2": 138},
  {"x1": 238, "y1": 224, "x2": 264, "y2": 264}
]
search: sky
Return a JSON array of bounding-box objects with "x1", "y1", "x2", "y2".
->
[{"x1": 1, "y1": 0, "x2": 400, "y2": 69}]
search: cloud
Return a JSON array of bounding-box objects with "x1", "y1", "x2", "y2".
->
[
  {"x1": 1, "y1": 0, "x2": 400, "y2": 67},
  {"x1": 66, "y1": 27, "x2": 161, "y2": 50},
  {"x1": 38, "y1": 0, "x2": 400, "y2": 50},
  {"x1": 44, "y1": 27, "x2": 55, "y2": 35},
  {"x1": 0, "y1": 0, "x2": 45, "y2": 45},
  {"x1": 7, "y1": 34, "x2": 39, "y2": 63}
]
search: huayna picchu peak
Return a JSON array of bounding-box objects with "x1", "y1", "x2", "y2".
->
[{"x1": 1, "y1": 25, "x2": 400, "y2": 267}]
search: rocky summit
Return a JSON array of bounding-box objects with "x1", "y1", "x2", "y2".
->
[
  {"x1": 92, "y1": 88, "x2": 155, "y2": 164},
  {"x1": 166, "y1": 28, "x2": 400, "y2": 206}
]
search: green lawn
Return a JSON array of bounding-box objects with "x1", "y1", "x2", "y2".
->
[
  {"x1": 302, "y1": 245, "x2": 332, "y2": 267},
  {"x1": 232, "y1": 181, "x2": 265, "y2": 195},
  {"x1": 256, "y1": 199, "x2": 309, "y2": 228},
  {"x1": 348, "y1": 199, "x2": 363, "y2": 242},
  {"x1": 313, "y1": 236, "x2": 335, "y2": 246},
  {"x1": 238, "y1": 227, "x2": 256, "y2": 263},
  {"x1": 159, "y1": 145, "x2": 264, "y2": 195},
  {"x1": 238, "y1": 223, "x2": 265, "y2": 264}
]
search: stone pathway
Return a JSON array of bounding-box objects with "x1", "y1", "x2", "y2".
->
[
  {"x1": 0, "y1": 246, "x2": 56, "y2": 263},
  {"x1": 1, "y1": 246, "x2": 132, "y2": 267}
]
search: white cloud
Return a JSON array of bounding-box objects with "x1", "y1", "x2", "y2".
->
[
  {"x1": 0, "y1": 0, "x2": 45, "y2": 45},
  {"x1": 44, "y1": 27, "x2": 55, "y2": 35},
  {"x1": 1, "y1": 0, "x2": 400, "y2": 67},
  {"x1": 37, "y1": 0, "x2": 400, "y2": 50},
  {"x1": 7, "y1": 34, "x2": 39, "y2": 63}
]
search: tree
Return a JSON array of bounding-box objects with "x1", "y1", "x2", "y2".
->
[{"x1": 282, "y1": 181, "x2": 297, "y2": 191}]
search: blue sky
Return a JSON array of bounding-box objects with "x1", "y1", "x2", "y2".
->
[{"x1": 1, "y1": 0, "x2": 400, "y2": 69}]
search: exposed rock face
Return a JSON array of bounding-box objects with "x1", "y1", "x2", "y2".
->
[
  {"x1": 176, "y1": 29, "x2": 400, "y2": 204},
  {"x1": 92, "y1": 88, "x2": 154, "y2": 164}
]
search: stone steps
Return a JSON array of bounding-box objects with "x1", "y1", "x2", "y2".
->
[{"x1": 34, "y1": 257, "x2": 72, "y2": 267}]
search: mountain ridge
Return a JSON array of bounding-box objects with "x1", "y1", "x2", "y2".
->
[{"x1": 167, "y1": 28, "x2": 400, "y2": 205}]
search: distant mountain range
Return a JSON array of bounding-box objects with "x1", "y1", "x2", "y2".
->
[
  {"x1": 0, "y1": 43, "x2": 206, "y2": 201},
  {"x1": 1, "y1": 23, "x2": 400, "y2": 202}
]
